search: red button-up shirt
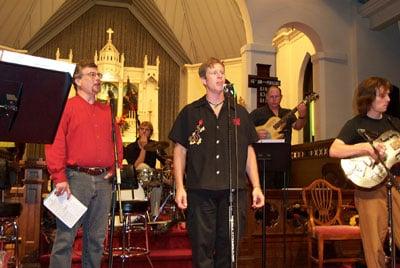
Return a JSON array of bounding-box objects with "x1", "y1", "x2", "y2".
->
[{"x1": 45, "y1": 95, "x2": 123, "y2": 184}]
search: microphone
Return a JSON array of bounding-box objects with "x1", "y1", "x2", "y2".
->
[
  {"x1": 108, "y1": 89, "x2": 115, "y2": 99},
  {"x1": 223, "y1": 83, "x2": 235, "y2": 95},
  {"x1": 108, "y1": 90, "x2": 117, "y2": 111},
  {"x1": 387, "y1": 115, "x2": 400, "y2": 132}
]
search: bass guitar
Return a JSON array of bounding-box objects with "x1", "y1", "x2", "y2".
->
[
  {"x1": 255, "y1": 92, "x2": 319, "y2": 139},
  {"x1": 340, "y1": 130, "x2": 400, "y2": 189}
]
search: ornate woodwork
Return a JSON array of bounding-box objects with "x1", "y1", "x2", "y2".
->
[
  {"x1": 238, "y1": 139, "x2": 358, "y2": 267},
  {"x1": 56, "y1": 28, "x2": 160, "y2": 143},
  {"x1": 8, "y1": 163, "x2": 47, "y2": 262},
  {"x1": 291, "y1": 139, "x2": 353, "y2": 189},
  {"x1": 239, "y1": 189, "x2": 357, "y2": 267}
]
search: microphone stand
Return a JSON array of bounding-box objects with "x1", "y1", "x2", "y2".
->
[
  {"x1": 225, "y1": 84, "x2": 239, "y2": 268},
  {"x1": 108, "y1": 93, "x2": 124, "y2": 268},
  {"x1": 359, "y1": 129, "x2": 397, "y2": 268}
]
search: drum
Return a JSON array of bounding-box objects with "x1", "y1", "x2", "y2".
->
[
  {"x1": 148, "y1": 169, "x2": 163, "y2": 187},
  {"x1": 136, "y1": 163, "x2": 154, "y2": 186}
]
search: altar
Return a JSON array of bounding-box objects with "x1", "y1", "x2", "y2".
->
[{"x1": 56, "y1": 28, "x2": 161, "y2": 143}]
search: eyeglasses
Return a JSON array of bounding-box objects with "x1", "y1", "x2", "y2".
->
[
  {"x1": 207, "y1": 70, "x2": 225, "y2": 76},
  {"x1": 81, "y1": 72, "x2": 103, "y2": 79}
]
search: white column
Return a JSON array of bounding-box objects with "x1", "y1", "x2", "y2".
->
[{"x1": 311, "y1": 51, "x2": 352, "y2": 140}]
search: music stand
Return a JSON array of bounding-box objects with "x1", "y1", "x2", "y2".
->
[
  {"x1": 253, "y1": 142, "x2": 291, "y2": 268},
  {"x1": 0, "y1": 55, "x2": 73, "y2": 267},
  {"x1": 0, "y1": 61, "x2": 73, "y2": 144}
]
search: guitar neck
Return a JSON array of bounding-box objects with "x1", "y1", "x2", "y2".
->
[
  {"x1": 283, "y1": 107, "x2": 298, "y2": 121},
  {"x1": 271, "y1": 93, "x2": 318, "y2": 129},
  {"x1": 275, "y1": 106, "x2": 298, "y2": 128}
]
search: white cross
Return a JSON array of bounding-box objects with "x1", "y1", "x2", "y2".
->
[{"x1": 106, "y1": 28, "x2": 114, "y2": 42}]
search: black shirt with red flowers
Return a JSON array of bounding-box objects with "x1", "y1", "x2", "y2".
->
[{"x1": 169, "y1": 95, "x2": 259, "y2": 190}]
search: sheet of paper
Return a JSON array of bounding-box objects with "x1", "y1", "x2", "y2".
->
[
  {"x1": 43, "y1": 190, "x2": 87, "y2": 228},
  {"x1": 258, "y1": 138, "x2": 285, "y2": 143}
]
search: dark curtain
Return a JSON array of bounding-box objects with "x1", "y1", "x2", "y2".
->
[{"x1": 26, "y1": 5, "x2": 180, "y2": 159}]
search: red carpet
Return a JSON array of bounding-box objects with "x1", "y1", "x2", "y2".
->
[{"x1": 39, "y1": 221, "x2": 192, "y2": 268}]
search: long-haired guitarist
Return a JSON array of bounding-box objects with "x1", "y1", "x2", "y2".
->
[
  {"x1": 249, "y1": 85, "x2": 307, "y2": 143},
  {"x1": 329, "y1": 76, "x2": 400, "y2": 267}
]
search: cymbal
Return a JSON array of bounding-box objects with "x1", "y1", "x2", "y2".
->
[
  {"x1": 161, "y1": 154, "x2": 173, "y2": 160},
  {"x1": 144, "y1": 141, "x2": 169, "y2": 151}
]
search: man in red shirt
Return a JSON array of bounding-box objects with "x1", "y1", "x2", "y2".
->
[{"x1": 45, "y1": 62, "x2": 123, "y2": 267}]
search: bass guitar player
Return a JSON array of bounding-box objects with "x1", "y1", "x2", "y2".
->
[
  {"x1": 249, "y1": 85, "x2": 309, "y2": 189},
  {"x1": 249, "y1": 85, "x2": 308, "y2": 143}
]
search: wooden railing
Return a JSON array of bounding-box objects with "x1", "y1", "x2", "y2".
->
[{"x1": 290, "y1": 139, "x2": 353, "y2": 189}]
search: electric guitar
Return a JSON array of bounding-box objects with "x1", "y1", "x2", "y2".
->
[
  {"x1": 340, "y1": 130, "x2": 400, "y2": 189},
  {"x1": 255, "y1": 92, "x2": 319, "y2": 139}
]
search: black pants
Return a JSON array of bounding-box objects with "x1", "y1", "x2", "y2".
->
[{"x1": 187, "y1": 189, "x2": 248, "y2": 268}]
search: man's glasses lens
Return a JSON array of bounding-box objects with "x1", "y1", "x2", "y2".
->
[{"x1": 82, "y1": 72, "x2": 103, "y2": 79}]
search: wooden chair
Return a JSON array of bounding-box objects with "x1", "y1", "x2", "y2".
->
[{"x1": 302, "y1": 179, "x2": 363, "y2": 268}]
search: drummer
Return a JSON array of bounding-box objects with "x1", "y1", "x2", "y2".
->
[{"x1": 124, "y1": 121, "x2": 167, "y2": 219}]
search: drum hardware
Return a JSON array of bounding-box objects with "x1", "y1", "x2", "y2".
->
[
  {"x1": 130, "y1": 161, "x2": 182, "y2": 233},
  {"x1": 106, "y1": 184, "x2": 154, "y2": 267},
  {"x1": 151, "y1": 171, "x2": 182, "y2": 224},
  {"x1": 152, "y1": 186, "x2": 175, "y2": 222}
]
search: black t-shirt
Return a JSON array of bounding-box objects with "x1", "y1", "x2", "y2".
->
[
  {"x1": 249, "y1": 105, "x2": 296, "y2": 143},
  {"x1": 337, "y1": 114, "x2": 400, "y2": 145},
  {"x1": 124, "y1": 138, "x2": 165, "y2": 168},
  {"x1": 168, "y1": 95, "x2": 259, "y2": 190}
]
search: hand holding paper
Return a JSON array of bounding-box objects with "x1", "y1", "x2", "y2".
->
[{"x1": 43, "y1": 190, "x2": 87, "y2": 228}]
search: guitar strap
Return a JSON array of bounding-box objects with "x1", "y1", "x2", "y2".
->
[{"x1": 387, "y1": 115, "x2": 400, "y2": 133}]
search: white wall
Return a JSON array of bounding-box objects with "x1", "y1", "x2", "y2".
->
[
  {"x1": 275, "y1": 31, "x2": 316, "y2": 144},
  {"x1": 241, "y1": 0, "x2": 400, "y2": 140},
  {"x1": 354, "y1": 17, "x2": 400, "y2": 87},
  {"x1": 179, "y1": 1, "x2": 400, "y2": 141},
  {"x1": 182, "y1": 58, "x2": 246, "y2": 109}
]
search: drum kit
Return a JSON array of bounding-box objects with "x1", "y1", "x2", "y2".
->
[
  {"x1": 119, "y1": 140, "x2": 181, "y2": 227},
  {"x1": 106, "y1": 141, "x2": 183, "y2": 266}
]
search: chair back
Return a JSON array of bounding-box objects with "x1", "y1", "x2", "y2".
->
[{"x1": 302, "y1": 179, "x2": 343, "y2": 228}]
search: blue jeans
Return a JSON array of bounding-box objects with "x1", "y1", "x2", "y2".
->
[{"x1": 49, "y1": 169, "x2": 112, "y2": 268}]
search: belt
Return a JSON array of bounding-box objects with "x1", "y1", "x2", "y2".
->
[{"x1": 67, "y1": 165, "x2": 109, "y2": 176}]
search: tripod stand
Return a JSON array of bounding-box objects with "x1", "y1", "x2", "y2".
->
[
  {"x1": 153, "y1": 184, "x2": 174, "y2": 222},
  {"x1": 253, "y1": 142, "x2": 291, "y2": 268}
]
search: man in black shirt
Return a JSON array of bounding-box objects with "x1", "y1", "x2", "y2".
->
[
  {"x1": 125, "y1": 121, "x2": 166, "y2": 169},
  {"x1": 250, "y1": 86, "x2": 307, "y2": 188},
  {"x1": 125, "y1": 121, "x2": 166, "y2": 218},
  {"x1": 329, "y1": 76, "x2": 400, "y2": 267},
  {"x1": 169, "y1": 57, "x2": 264, "y2": 268},
  {"x1": 250, "y1": 85, "x2": 307, "y2": 143}
]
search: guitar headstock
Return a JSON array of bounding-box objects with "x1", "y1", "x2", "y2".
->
[{"x1": 304, "y1": 92, "x2": 319, "y2": 104}]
